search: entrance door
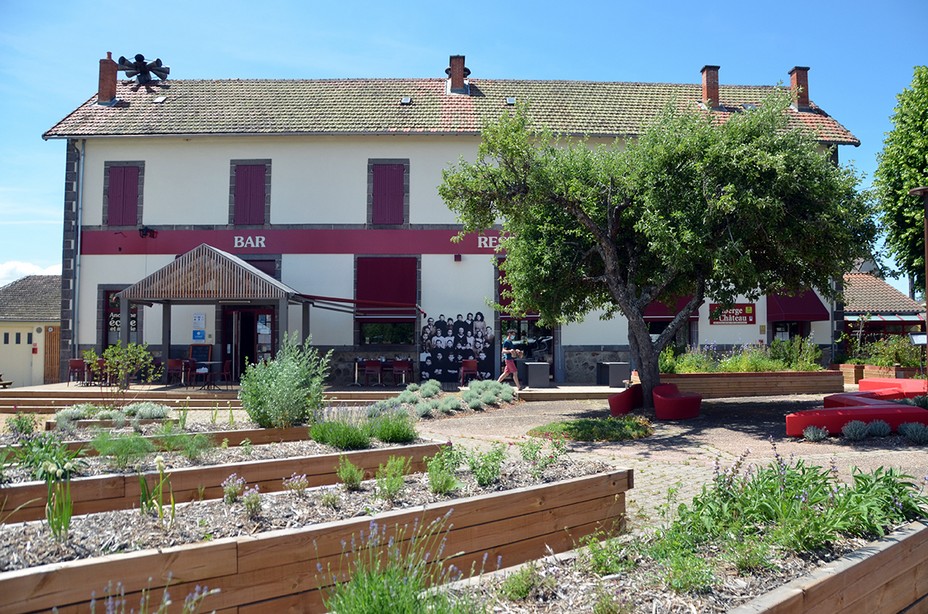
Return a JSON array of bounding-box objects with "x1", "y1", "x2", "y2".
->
[{"x1": 223, "y1": 308, "x2": 275, "y2": 379}]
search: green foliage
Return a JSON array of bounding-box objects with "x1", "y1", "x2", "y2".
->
[
  {"x1": 83, "y1": 341, "x2": 162, "y2": 405},
  {"x1": 905, "y1": 395, "x2": 928, "y2": 409},
  {"x1": 802, "y1": 425, "x2": 829, "y2": 442},
  {"x1": 337, "y1": 455, "x2": 365, "y2": 491},
  {"x1": 238, "y1": 333, "x2": 331, "y2": 428},
  {"x1": 841, "y1": 420, "x2": 870, "y2": 441},
  {"x1": 415, "y1": 398, "x2": 439, "y2": 418},
  {"x1": 868, "y1": 420, "x2": 892, "y2": 437},
  {"x1": 516, "y1": 435, "x2": 568, "y2": 479},
  {"x1": 498, "y1": 563, "x2": 555, "y2": 601},
  {"x1": 153, "y1": 423, "x2": 213, "y2": 460},
  {"x1": 7, "y1": 412, "x2": 37, "y2": 438},
  {"x1": 441, "y1": 94, "x2": 874, "y2": 400},
  {"x1": 874, "y1": 66, "x2": 928, "y2": 292},
  {"x1": 45, "y1": 478, "x2": 72, "y2": 541},
  {"x1": 123, "y1": 402, "x2": 171, "y2": 419},
  {"x1": 310, "y1": 419, "x2": 371, "y2": 450},
  {"x1": 367, "y1": 411, "x2": 418, "y2": 444},
  {"x1": 375, "y1": 455, "x2": 410, "y2": 502},
  {"x1": 663, "y1": 339, "x2": 823, "y2": 374},
  {"x1": 864, "y1": 335, "x2": 923, "y2": 368},
  {"x1": 282, "y1": 472, "x2": 309, "y2": 497},
  {"x1": 91, "y1": 431, "x2": 156, "y2": 469},
  {"x1": 439, "y1": 396, "x2": 462, "y2": 414},
  {"x1": 467, "y1": 443, "x2": 507, "y2": 487},
  {"x1": 321, "y1": 512, "x2": 484, "y2": 613},
  {"x1": 527, "y1": 415, "x2": 653, "y2": 442},
  {"x1": 418, "y1": 379, "x2": 442, "y2": 398},
  {"x1": 768, "y1": 336, "x2": 823, "y2": 371},
  {"x1": 221, "y1": 473, "x2": 245, "y2": 504},
  {"x1": 427, "y1": 447, "x2": 462, "y2": 495},
  {"x1": 139, "y1": 456, "x2": 175, "y2": 529},
  {"x1": 16, "y1": 432, "x2": 86, "y2": 481},
  {"x1": 579, "y1": 533, "x2": 638, "y2": 576},
  {"x1": 899, "y1": 422, "x2": 928, "y2": 444},
  {"x1": 242, "y1": 486, "x2": 261, "y2": 519}
]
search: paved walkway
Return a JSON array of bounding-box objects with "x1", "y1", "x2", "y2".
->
[{"x1": 416, "y1": 394, "x2": 928, "y2": 532}]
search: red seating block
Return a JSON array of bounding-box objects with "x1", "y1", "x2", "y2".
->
[
  {"x1": 652, "y1": 383, "x2": 701, "y2": 420},
  {"x1": 608, "y1": 384, "x2": 643, "y2": 416},
  {"x1": 859, "y1": 378, "x2": 928, "y2": 396},
  {"x1": 786, "y1": 406, "x2": 928, "y2": 437}
]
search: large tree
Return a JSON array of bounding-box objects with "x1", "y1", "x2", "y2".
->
[
  {"x1": 439, "y1": 92, "x2": 874, "y2": 404},
  {"x1": 874, "y1": 66, "x2": 928, "y2": 294}
]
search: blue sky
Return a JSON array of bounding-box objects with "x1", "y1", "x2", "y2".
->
[{"x1": 1, "y1": 0, "x2": 925, "y2": 289}]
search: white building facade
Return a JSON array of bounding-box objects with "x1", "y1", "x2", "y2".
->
[{"x1": 45, "y1": 55, "x2": 857, "y2": 384}]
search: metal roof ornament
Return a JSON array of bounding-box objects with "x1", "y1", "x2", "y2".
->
[{"x1": 117, "y1": 54, "x2": 170, "y2": 84}]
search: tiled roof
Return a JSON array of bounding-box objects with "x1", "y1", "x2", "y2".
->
[
  {"x1": 44, "y1": 78, "x2": 859, "y2": 145},
  {"x1": 0, "y1": 275, "x2": 61, "y2": 322},
  {"x1": 842, "y1": 273, "x2": 923, "y2": 314}
]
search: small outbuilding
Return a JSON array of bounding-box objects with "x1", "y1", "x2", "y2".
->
[{"x1": 0, "y1": 275, "x2": 61, "y2": 387}]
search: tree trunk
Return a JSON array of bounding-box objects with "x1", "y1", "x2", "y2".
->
[{"x1": 626, "y1": 315, "x2": 660, "y2": 408}]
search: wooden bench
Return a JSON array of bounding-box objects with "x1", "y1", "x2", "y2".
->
[{"x1": 0, "y1": 375, "x2": 11, "y2": 389}]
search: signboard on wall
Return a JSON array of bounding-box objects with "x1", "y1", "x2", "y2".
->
[{"x1": 709, "y1": 303, "x2": 756, "y2": 325}]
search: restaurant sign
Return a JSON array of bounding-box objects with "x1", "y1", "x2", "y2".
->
[{"x1": 709, "y1": 303, "x2": 756, "y2": 325}]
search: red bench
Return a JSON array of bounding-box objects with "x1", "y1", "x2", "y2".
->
[
  {"x1": 858, "y1": 378, "x2": 928, "y2": 395},
  {"x1": 652, "y1": 383, "x2": 701, "y2": 420},
  {"x1": 786, "y1": 405, "x2": 928, "y2": 436},
  {"x1": 608, "y1": 384, "x2": 643, "y2": 416},
  {"x1": 823, "y1": 390, "x2": 905, "y2": 407}
]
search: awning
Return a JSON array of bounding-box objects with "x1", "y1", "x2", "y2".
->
[
  {"x1": 644, "y1": 296, "x2": 700, "y2": 321},
  {"x1": 845, "y1": 314, "x2": 924, "y2": 322},
  {"x1": 766, "y1": 291, "x2": 828, "y2": 322}
]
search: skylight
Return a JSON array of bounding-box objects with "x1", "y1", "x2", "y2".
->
[{"x1": 400, "y1": 96, "x2": 412, "y2": 105}]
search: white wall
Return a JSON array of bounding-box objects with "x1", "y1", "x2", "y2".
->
[
  {"x1": 283, "y1": 254, "x2": 355, "y2": 345},
  {"x1": 0, "y1": 323, "x2": 44, "y2": 387},
  {"x1": 561, "y1": 309, "x2": 629, "y2": 346},
  {"x1": 696, "y1": 299, "x2": 767, "y2": 346}
]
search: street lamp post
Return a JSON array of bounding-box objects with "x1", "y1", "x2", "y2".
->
[{"x1": 908, "y1": 186, "x2": 928, "y2": 383}]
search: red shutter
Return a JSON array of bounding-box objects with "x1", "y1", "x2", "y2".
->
[
  {"x1": 234, "y1": 165, "x2": 266, "y2": 225},
  {"x1": 108, "y1": 166, "x2": 139, "y2": 226},
  {"x1": 356, "y1": 257, "x2": 417, "y2": 319},
  {"x1": 372, "y1": 164, "x2": 404, "y2": 225}
]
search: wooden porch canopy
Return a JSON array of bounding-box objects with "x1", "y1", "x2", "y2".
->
[{"x1": 115, "y1": 243, "x2": 311, "y2": 362}]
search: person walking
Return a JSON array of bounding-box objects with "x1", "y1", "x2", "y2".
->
[{"x1": 497, "y1": 329, "x2": 524, "y2": 389}]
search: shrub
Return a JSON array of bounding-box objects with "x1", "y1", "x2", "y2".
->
[
  {"x1": 7, "y1": 413, "x2": 37, "y2": 438},
  {"x1": 154, "y1": 423, "x2": 213, "y2": 460},
  {"x1": 375, "y1": 455, "x2": 410, "y2": 502},
  {"x1": 802, "y1": 425, "x2": 829, "y2": 442},
  {"x1": 91, "y1": 431, "x2": 156, "y2": 469},
  {"x1": 467, "y1": 443, "x2": 507, "y2": 487},
  {"x1": 528, "y1": 415, "x2": 653, "y2": 442},
  {"x1": 426, "y1": 447, "x2": 462, "y2": 495},
  {"x1": 242, "y1": 486, "x2": 262, "y2": 519},
  {"x1": 438, "y1": 396, "x2": 462, "y2": 414},
  {"x1": 867, "y1": 420, "x2": 892, "y2": 437},
  {"x1": 414, "y1": 399, "x2": 438, "y2": 418},
  {"x1": 368, "y1": 411, "x2": 418, "y2": 444},
  {"x1": 903, "y1": 395, "x2": 928, "y2": 409},
  {"x1": 310, "y1": 419, "x2": 371, "y2": 450},
  {"x1": 498, "y1": 563, "x2": 555, "y2": 601},
  {"x1": 899, "y1": 422, "x2": 928, "y2": 444},
  {"x1": 479, "y1": 391, "x2": 500, "y2": 407},
  {"x1": 579, "y1": 532, "x2": 638, "y2": 576},
  {"x1": 841, "y1": 420, "x2": 869, "y2": 441},
  {"x1": 221, "y1": 473, "x2": 246, "y2": 503},
  {"x1": 282, "y1": 472, "x2": 309, "y2": 497},
  {"x1": 337, "y1": 455, "x2": 364, "y2": 490},
  {"x1": 418, "y1": 379, "x2": 442, "y2": 398},
  {"x1": 865, "y1": 335, "x2": 923, "y2": 368},
  {"x1": 15, "y1": 432, "x2": 86, "y2": 481},
  {"x1": 123, "y1": 402, "x2": 171, "y2": 419},
  {"x1": 404, "y1": 382, "x2": 420, "y2": 392},
  {"x1": 238, "y1": 332, "x2": 331, "y2": 428},
  {"x1": 395, "y1": 390, "x2": 419, "y2": 405},
  {"x1": 466, "y1": 397, "x2": 485, "y2": 411}
]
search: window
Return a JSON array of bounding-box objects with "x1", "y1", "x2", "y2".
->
[
  {"x1": 15, "y1": 332, "x2": 21, "y2": 344},
  {"x1": 356, "y1": 257, "x2": 418, "y2": 345},
  {"x1": 104, "y1": 290, "x2": 138, "y2": 348},
  {"x1": 368, "y1": 160, "x2": 408, "y2": 225},
  {"x1": 2, "y1": 333, "x2": 7, "y2": 344},
  {"x1": 104, "y1": 162, "x2": 143, "y2": 226},
  {"x1": 231, "y1": 160, "x2": 270, "y2": 225},
  {"x1": 27, "y1": 332, "x2": 33, "y2": 345}
]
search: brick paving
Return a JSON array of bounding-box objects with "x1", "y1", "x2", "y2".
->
[{"x1": 415, "y1": 394, "x2": 928, "y2": 533}]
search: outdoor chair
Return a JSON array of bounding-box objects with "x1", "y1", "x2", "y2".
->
[
  {"x1": 68, "y1": 358, "x2": 87, "y2": 386},
  {"x1": 362, "y1": 360, "x2": 383, "y2": 386},
  {"x1": 218, "y1": 359, "x2": 233, "y2": 389},
  {"x1": 607, "y1": 383, "x2": 643, "y2": 416},
  {"x1": 652, "y1": 383, "x2": 701, "y2": 420},
  {"x1": 390, "y1": 360, "x2": 413, "y2": 386},
  {"x1": 166, "y1": 358, "x2": 185, "y2": 386},
  {"x1": 459, "y1": 359, "x2": 480, "y2": 386}
]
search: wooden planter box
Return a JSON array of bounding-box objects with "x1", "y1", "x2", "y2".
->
[
  {"x1": 0, "y1": 469, "x2": 632, "y2": 613},
  {"x1": 731, "y1": 520, "x2": 928, "y2": 613},
  {"x1": 0, "y1": 441, "x2": 442, "y2": 524},
  {"x1": 837, "y1": 363, "x2": 865, "y2": 385},
  {"x1": 657, "y1": 371, "x2": 844, "y2": 399},
  {"x1": 862, "y1": 365, "x2": 923, "y2": 380}
]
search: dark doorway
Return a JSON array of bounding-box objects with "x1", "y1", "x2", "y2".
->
[{"x1": 222, "y1": 307, "x2": 275, "y2": 379}]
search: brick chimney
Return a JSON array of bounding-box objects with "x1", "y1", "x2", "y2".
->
[
  {"x1": 701, "y1": 65, "x2": 720, "y2": 109},
  {"x1": 789, "y1": 66, "x2": 810, "y2": 109},
  {"x1": 97, "y1": 52, "x2": 118, "y2": 105},
  {"x1": 446, "y1": 55, "x2": 471, "y2": 95}
]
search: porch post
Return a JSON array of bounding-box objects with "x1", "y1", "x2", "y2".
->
[
  {"x1": 162, "y1": 301, "x2": 172, "y2": 383},
  {"x1": 302, "y1": 303, "x2": 310, "y2": 345},
  {"x1": 278, "y1": 298, "x2": 289, "y2": 347},
  {"x1": 119, "y1": 296, "x2": 130, "y2": 346}
]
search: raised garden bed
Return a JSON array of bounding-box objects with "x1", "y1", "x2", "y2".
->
[
  {"x1": 836, "y1": 363, "x2": 864, "y2": 385},
  {"x1": 658, "y1": 371, "x2": 843, "y2": 399},
  {"x1": 862, "y1": 365, "x2": 923, "y2": 380},
  {"x1": 731, "y1": 520, "x2": 928, "y2": 613},
  {"x1": 0, "y1": 468, "x2": 631, "y2": 613},
  {"x1": 0, "y1": 441, "x2": 442, "y2": 523}
]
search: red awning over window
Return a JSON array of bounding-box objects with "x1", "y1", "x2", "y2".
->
[
  {"x1": 356, "y1": 257, "x2": 417, "y2": 319},
  {"x1": 766, "y1": 291, "x2": 829, "y2": 322},
  {"x1": 643, "y1": 297, "x2": 699, "y2": 321}
]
